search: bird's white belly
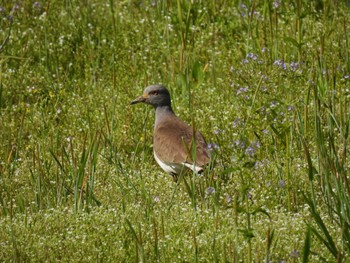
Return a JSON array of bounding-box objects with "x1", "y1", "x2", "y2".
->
[
  {"x1": 153, "y1": 151, "x2": 183, "y2": 174},
  {"x1": 153, "y1": 151, "x2": 203, "y2": 175}
]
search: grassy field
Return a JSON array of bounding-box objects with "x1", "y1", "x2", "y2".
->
[{"x1": 1, "y1": 0, "x2": 350, "y2": 262}]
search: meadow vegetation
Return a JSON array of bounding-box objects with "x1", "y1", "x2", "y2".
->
[{"x1": 1, "y1": 0, "x2": 350, "y2": 262}]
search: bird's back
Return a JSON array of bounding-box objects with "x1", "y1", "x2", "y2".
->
[{"x1": 153, "y1": 115, "x2": 210, "y2": 167}]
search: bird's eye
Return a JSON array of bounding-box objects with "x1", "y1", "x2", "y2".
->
[{"x1": 151, "y1": 91, "x2": 159, "y2": 95}]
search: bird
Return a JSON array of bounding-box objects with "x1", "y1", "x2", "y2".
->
[{"x1": 130, "y1": 84, "x2": 210, "y2": 182}]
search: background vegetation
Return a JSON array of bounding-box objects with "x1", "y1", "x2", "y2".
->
[{"x1": 1, "y1": 0, "x2": 350, "y2": 261}]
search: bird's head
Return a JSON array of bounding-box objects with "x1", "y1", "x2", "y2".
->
[{"x1": 130, "y1": 85, "x2": 171, "y2": 108}]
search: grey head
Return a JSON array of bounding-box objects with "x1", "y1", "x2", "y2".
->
[{"x1": 130, "y1": 85, "x2": 171, "y2": 108}]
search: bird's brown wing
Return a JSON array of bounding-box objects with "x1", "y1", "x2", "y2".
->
[{"x1": 153, "y1": 117, "x2": 210, "y2": 167}]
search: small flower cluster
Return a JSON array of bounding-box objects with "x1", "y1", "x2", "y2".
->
[
  {"x1": 240, "y1": 4, "x2": 262, "y2": 19},
  {"x1": 273, "y1": 0, "x2": 281, "y2": 9},
  {"x1": 234, "y1": 85, "x2": 251, "y2": 100},
  {"x1": 205, "y1": 187, "x2": 215, "y2": 196},
  {"x1": 208, "y1": 143, "x2": 219, "y2": 151},
  {"x1": 245, "y1": 141, "x2": 261, "y2": 157},
  {"x1": 232, "y1": 139, "x2": 246, "y2": 150},
  {"x1": 232, "y1": 139, "x2": 260, "y2": 157},
  {"x1": 32, "y1": 2, "x2": 43, "y2": 15},
  {"x1": 236, "y1": 86, "x2": 249, "y2": 95},
  {"x1": 242, "y1": 52, "x2": 264, "y2": 65},
  {"x1": 232, "y1": 117, "x2": 245, "y2": 128},
  {"x1": 273, "y1": 60, "x2": 287, "y2": 70},
  {"x1": 273, "y1": 60, "x2": 301, "y2": 72}
]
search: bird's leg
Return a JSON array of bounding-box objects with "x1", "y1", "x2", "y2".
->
[{"x1": 171, "y1": 172, "x2": 178, "y2": 182}]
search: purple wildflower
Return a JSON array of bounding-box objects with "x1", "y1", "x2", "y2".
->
[
  {"x1": 205, "y1": 187, "x2": 215, "y2": 195},
  {"x1": 273, "y1": 0, "x2": 281, "y2": 8},
  {"x1": 32, "y1": 2, "x2": 42, "y2": 13},
  {"x1": 254, "y1": 141, "x2": 261, "y2": 149},
  {"x1": 237, "y1": 86, "x2": 249, "y2": 95},
  {"x1": 214, "y1": 128, "x2": 221, "y2": 135},
  {"x1": 253, "y1": 10, "x2": 261, "y2": 18},
  {"x1": 270, "y1": 101, "x2": 278, "y2": 108},
  {"x1": 245, "y1": 146, "x2": 255, "y2": 157},
  {"x1": 279, "y1": 180, "x2": 286, "y2": 188},
  {"x1": 12, "y1": 3, "x2": 20, "y2": 12},
  {"x1": 290, "y1": 62, "x2": 299, "y2": 71},
  {"x1": 246, "y1": 191, "x2": 252, "y2": 200},
  {"x1": 240, "y1": 4, "x2": 247, "y2": 17},
  {"x1": 259, "y1": 106, "x2": 267, "y2": 115},
  {"x1": 226, "y1": 194, "x2": 232, "y2": 203},
  {"x1": 273, "y1": 60, "x2": 287, "y2": 70},
  {"x1": 254, "y1": 161, "x2": 264, "y2": 169},
  {"x1": 273, "y1": 60, "x2": 282, "y2": 66},
  {"x1": 234, "y1": 139, "x2": 246, "y2": 149},
  {"x1": 33, "y1": 2, "x2": 41, "y2": 8},
  {"x1": 232, "y1": 117, "x2": 244, "y2": 128},
  {"x1": 247, "y1": 53, "x2": 258, "y2": 60},
  {"x1": 208, "y1": 143, "x2": 219, "y2": 151}
]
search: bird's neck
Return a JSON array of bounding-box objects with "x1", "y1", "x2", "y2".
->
[{"x1": 155, "y1": 105, "x2": 175, "y2": 126}]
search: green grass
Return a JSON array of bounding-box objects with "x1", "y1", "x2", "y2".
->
[{"x1": 1, "y1": 0, "x2": 350, "y2": 261}]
